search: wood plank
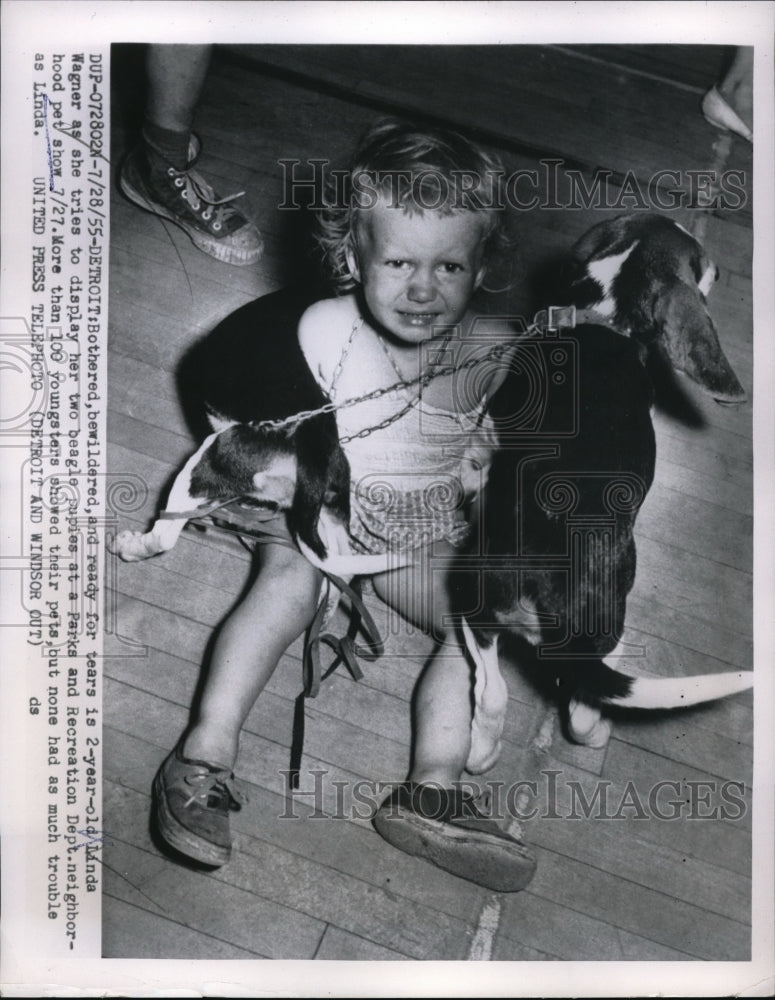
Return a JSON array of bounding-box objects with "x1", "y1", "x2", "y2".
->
[
  {"x1": 314, "y1": 926, "x2": 409, "y2": 961},
  {"x1": 653, "y1": 413, "x2": 752, "y2": 469},
  {"x1": 624, "y1": 590, "x2": 752, "y2": 671},
  {"x1": 653, "y1": 454, "x2": 751, "y2": 516},
  {"x1": 636, "y1": 483, "x2": 752, "y2": 573},
  {"x1": 108, "y1": 410, "x2": 193, "y2": 470},
  {"x1": 631, "y1": 539, "x2": 752, "y2": 633},
  {"x1": 222, "y1": 46, "x2": 753, "y2": 203},
  {"x1": 103, "y1": 893, "x2": 269, "y2": 960},
  {"x1": 616, "y1": 929, "x2": 696, "y2": 961},
  {"x1": 513, "y1": 843, "x2": 749, "y2": 961},
  {"x1": 101, "y1": 823, "x2": 171, "y2": 913},
  {"x1": 109, "y1": 245, "x2": 246, "y2": 332},
  {"x1": 102, "y1": 804, "x2": 325, "y2": 959},
  {"x1": 610, "y1": 708, "x2": 752, "y2": 784},
  {"x1": 103, "y1": 671, "x2": 408, "y2": 817},
  {"x1": 105, "y1": 664, "x2": 411, "y2": 788},
  {"x1": 561, "y1": 44, "x2": 733, "y2": 91},
  {"x1": 494, "y1": 889, "x2": 669, "y2": 961},
  {"x1": 104, "y1": 719, "x2": 750, "y2": 962},
  {"x1": 602, "y1": 737, "x2": 752, "y2": 834},
  {"x1": 105, "y1": 779, "x2": 473, "y2": 960},
  {"x1": 104, "y1": 727, "x2": 492, "y2": 926},
  {"x1": 514, "y1": 772, "x2": 750, "y2": 923},
  {"x1": 519, "y1": 745, "x2": 751, "y2": 875}
]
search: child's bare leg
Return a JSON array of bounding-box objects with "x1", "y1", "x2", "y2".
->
[
  {"x1": 371, "y1": 542, "x2": 471, "y2": 785},
  {"x1": 153, "y1": 540, "x2": 321, "y2": 866},
  {"x1": 370, "y1": 541, "x2": 537, "y2": 890},
  {"x1": 184, "y1": 541, "x2": 323, "y2": 768}
]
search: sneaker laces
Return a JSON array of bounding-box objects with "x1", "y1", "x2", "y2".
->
[
  {"x1": 182, "y1": 767, "x2": 247, "y2": 811},
  {"x1": 170, "y1": 165, "x2": 247, "y2": 230}
]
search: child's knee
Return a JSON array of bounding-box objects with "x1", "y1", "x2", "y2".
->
[
  {"x1": 372, "y1": 562, "x2": 455, "y2": 640},
  {"x1": 247, "y1": 543, "x2": 323, "y2": 617}
]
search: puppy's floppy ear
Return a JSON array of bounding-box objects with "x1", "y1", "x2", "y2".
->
[
  {"x1": 188, "y1": 428, "x2": 246, "y2": 499},
  {"x1": 189, "y1": 425, "x2": 287, "y2": 498},
  {"x1": 287, "y1": 418, "x2": 341, "y2": 560},
  {"x1": 651, "y1": 279, "x2": 746, "y2": 403}
]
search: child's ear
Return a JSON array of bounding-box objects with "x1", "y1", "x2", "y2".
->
[
  {"x1": 474, "y1": 262, "x2": 487, "y2": 290},
  {"x1": 345, "y1": 243, "x2": 361, "y2": 283}
]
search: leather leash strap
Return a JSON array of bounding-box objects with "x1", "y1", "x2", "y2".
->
[{"x1": 183, "y1": 503, "x2": 385, "y2": 790}]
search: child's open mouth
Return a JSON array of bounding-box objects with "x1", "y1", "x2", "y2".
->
[{"x1": 399, "y1": 312, "x2": 440, "y2": 326}]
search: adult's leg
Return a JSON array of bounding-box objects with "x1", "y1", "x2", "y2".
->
[
  {"x1": 146, "y1": 44, "x2": 212, "y2": 141},
  {"x1": 120, "y1": 43, "x2": 263, "y2": 264},
  {"x1": 701, "y1": 46, "x2": 753, "y2": 142},
  {"x1": 717, "y1": 47, "x2": 753, "y2": 130}
]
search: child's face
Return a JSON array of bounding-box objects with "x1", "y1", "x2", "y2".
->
[{"x1": 346, "y1": 198, "x2": 488, "y2": 344}]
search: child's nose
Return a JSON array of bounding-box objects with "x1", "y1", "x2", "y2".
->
[{"x1": 407, "y1": 269, "x2": 437, "y2": 303}]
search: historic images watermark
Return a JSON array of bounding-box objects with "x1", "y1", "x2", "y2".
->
[
  {"x1": 278, "y1": 770, "x2": 748, "y2": 823},
  {"x1": 278, "y1": 158, "x2": 748, "y2": 213}
]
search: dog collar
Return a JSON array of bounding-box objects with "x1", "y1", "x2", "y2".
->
[
  {"x1": 532, "y1": 305, "x2": 622, "y2": 334},
  {"x1": 532, "y1": 305, "x2": 574, "y2": 331}
]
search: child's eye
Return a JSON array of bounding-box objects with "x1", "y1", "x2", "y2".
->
[
  {"x1": 440, "y1": 262, "x2": 464, "y2": 274},
  {"x1": 385, "y1": 259, "x2": 409, "y2": 268}
]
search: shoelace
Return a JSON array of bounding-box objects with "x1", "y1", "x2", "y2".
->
[
  {"x1": 182, "y1": 768, "x2": 247, "y2": 810},
  {"x1": 169, "y1": 165, "x2": 246, "y2": 231}
]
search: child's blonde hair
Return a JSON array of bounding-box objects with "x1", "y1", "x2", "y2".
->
[{"x1": 316, "y1": 118, "x2": 512, "y2": 291}]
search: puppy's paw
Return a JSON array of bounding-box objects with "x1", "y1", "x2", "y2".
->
[
  {"x1": 567, "y1": 699, "x2": 612, "y2": 749},
  {"x1": 108, "y1": 529, "x2": 160, "y2": 562},
  {"x1": 465, "y1": 730, "x2": 503, "y2": 775}
]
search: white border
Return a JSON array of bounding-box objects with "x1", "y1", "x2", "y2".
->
[{"x1": 2, "y1": 1, "x2": 773, "y2": 996}]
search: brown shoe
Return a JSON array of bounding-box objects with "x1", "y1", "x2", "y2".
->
[
  {"x1": 152, "y1": 743, "x2": 246, "y2": 866},
  {"x1": 372, "y1": 782, "x2": 537, "y2": 892}
]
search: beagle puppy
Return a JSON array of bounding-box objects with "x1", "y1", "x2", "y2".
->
[
  {"x1": 458, "y1": 213, "x2": 751, "y2": 768},
  {"x1": 110, "y1": 286, "x2": 355, "y2": 566},
  {"x1": 109, "y1": 286, "x2": 409, "y2": 579}
]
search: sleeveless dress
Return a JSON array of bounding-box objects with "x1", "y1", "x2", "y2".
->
[{"x1": 315, "y1": 320, "x2": 499, "y2": 555}]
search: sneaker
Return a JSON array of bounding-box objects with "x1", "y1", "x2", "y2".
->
[
  {"x1": 372, "y1": 782, "x2": 537, "y2": 892},
  {"x1": 152, "y1": 743, "x2": 246, "y2": 866},
  {"x1": 119, "y1": 136, "x2": 263, "y2": 265}
]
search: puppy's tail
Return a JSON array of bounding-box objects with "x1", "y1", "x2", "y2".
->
[{"x1": 584, "y1": 660, "x2": 753, "y2": 709}]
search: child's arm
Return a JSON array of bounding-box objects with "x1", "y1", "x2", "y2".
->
[{"x1": 297, "y1": 294, "x2": 358, "y2": 393}]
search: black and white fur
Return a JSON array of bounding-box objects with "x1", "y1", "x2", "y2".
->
[
  {"x1": 110, "y1": 286, "x2": 361, "y2": 570},
  {"x1": 459, "y1": 214, "x2": 751, "y2": 763}
]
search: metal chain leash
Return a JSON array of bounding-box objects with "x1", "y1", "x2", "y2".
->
[
  {"x1": 250, "y1": 316, "x2": 545, "y2": 443},
  {"x1": 328, "y1": 313, "x2": 364, "y2": 399}
]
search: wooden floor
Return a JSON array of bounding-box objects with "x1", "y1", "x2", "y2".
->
[{"x1": 104, "y1": 45, "x2": 753, "y2": 961}]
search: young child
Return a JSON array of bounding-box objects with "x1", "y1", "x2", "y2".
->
[{"x1": 153, "y1": 119, "x2": 537, "y2": 891}]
